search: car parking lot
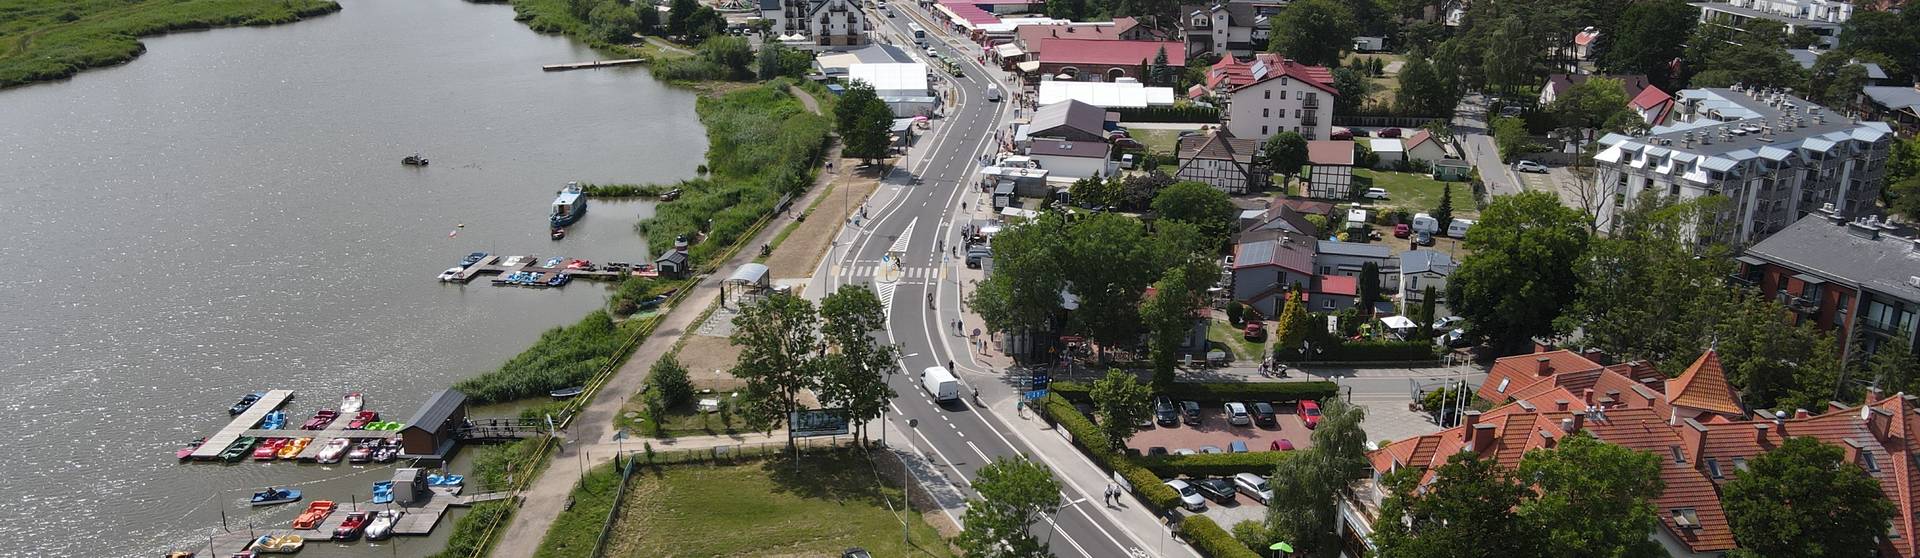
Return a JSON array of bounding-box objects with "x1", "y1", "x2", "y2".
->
[{"x1": 1129, "y1": 399, "x2": 1318, "y2": 455}]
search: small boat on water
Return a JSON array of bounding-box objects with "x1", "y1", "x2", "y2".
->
[
  {"x1": 348, "y1": 440, "x2": 376, "y2": 463},
  {"x1": 278, "y1": 437, "x2": 312, "y2": 460},
  {"x1": 340, "y1": 392, "x2": 364, "y2": 414},
  {"x1": 250, "y1": 487, "x2": 302, "y2": 506},
  {"x1": 402, "y1": 153, "x2": 429, "y2": 166},
  {"x1": 437, "y1": 267, "x2": 464, "y2": 282},
  {"x1": 302, "y1": 409, "x2": 339, "y2": 430},
  {"x1": 551, "y1": 181, "x2": 588, "y2": 228},
  {"x1": 253, "y1": 438, "x2": 289, "y2": 460},
  {"x1": 314, "y1": 438, "x2": 351, "y2": 464},
  {"x1": 373, "y1": 439, "x2": 401, "y2": 463},
  {"x1": 251, "y1": 534, "x2": 304, "y2": 554},
  {"x1": 549, "y1": 386, "x2": 585, "y2": 399},
  {"x1": 333, "y1": 511, "x2": 370, "y2": 541},
  {"x1": 166, "y1": 552, "x2": 195, "y2": 558},
  {"x1": 291, "y1": 501, "x2": 335, "y2": 530},
  {"x1": 551, "y1": 227, "x2": 566, "y2": 240},
  {"x1": 347, "y1": 410, "x2": 379, "y2": 429},
  {"x1": 366, "y1": 509, "x2": 404, "y2": 540},
  {"x1": 229, "y1": 392, "x2": 266, "y2": 416},
  {"x1": 460, "y1": 251, "x2": 488, "y2": 267},
  {"x1": 371, "y1": 480, "x2": 394, "y2": 504},
  {"x1": 660, "y1": 187, "x2": 682, "y2": 201},
  {"x1": 259, "y1": 410, "x2": 287, "y2": 430},
  {"x1": 176, "y1": 438, "x2": 206, "y2": 461},
  {"x1": 218, "y1": 437, "x2": 258, "y2": 462}
]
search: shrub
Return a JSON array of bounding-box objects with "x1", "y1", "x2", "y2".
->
[
  {"x1": 1037, "y1": 394, "x2": 1181, "y2": 511},
  {"x1": 1317, "y1": 340, "x2": 1438, "y2": 361},
  {"x1": 1050, "y1": 380, "x2": 1339, "y2": 404},
  {"x1": 1226, "y1": 301, "x2": 1244, "y2": 325},
  {"x1": 650, "y1": 354, "x2": 694, "y2": 407},
  {"x1": 1136, "y1": 451, "x2": 1293, "y2": 477},
  {"x1": 1114, "y1": 105, "x2": 1220, "y2": 123},
  {"x1": 453, "y1": 310, "x2": 626, "y2": 403},
  {"x1": 1182, "y1": 515, "x2": 1263, "y2": 558}
]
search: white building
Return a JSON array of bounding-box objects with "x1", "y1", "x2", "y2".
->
[
  {"x1": 1697, "y1": 0, "x2": 1850, "y2": 48},
  {"x1": 1220, "y1": 55, "x2": 1335, "y2": 142},
  {"x1": 847, "y1": 63, "x2": 937, "y2": 117},
  {"x1": 1592, "y1": 87, "x2": 1892, "y2": 247},
  {"x1": 1025, "y1": 139, "x2": 1115, "y2": 180},
  {"x1": 1035, "y1": 80, "x2": 1176, "y2": 108},
  {"x1": 761, "y1": 0, "x2": 869, "y2": 46},
  {"x1": 1180, "y1": 0, "x2": 1284, "y2": 58}
]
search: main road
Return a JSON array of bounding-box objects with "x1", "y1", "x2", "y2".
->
[{"x1": 812, "y1": 4, "x2": 1179, "y2": 557}]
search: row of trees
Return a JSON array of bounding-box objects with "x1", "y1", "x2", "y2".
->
[{"x1": 725, "y1": 285, "x2": 898, "y2": 441}]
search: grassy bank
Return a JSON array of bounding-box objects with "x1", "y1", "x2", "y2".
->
[
  {"x1": 533, "y1": 460, "x2": 624, "y2": 558},
  {"x1": 453, "y1": 310, "x2": 627, "y2": 404},
  {"x1": 427, "y1": 499, "x2": 515, "y2": 558},
  {"x1": 0, "y1": 0, "x2": 341, "y2": 87},
  {"x1": 578, "y1": 182, "x2": 671, "y2": 198},
  {"x1": 635, "y1": 80, "x2": 832, "y2": 266}
]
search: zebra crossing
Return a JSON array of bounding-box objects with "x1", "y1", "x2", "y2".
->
[{"x1": 843, "y1": 263, "x2": 939, "y2": 280}]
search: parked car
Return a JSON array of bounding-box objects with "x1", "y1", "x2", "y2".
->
[
  {"x1": 1377, "y1": 127, "x2": 1402, "y2": 138},
  {"x1": 1514, "y1": 160, "x2": 1548, "y2": 173},
  {"x1": 1299, "y1": 400, "x2": 1323, "y2": 429},
  {"x1": 1445, "y1": 328, "x2": 1472, "y2": 348},
  {"x1": 1148, "y1": 446, "x2": 1170, "y2": 456},
  {"x1": 1180, "y1": 400, "x2": 1201, "y2": 425},
  {"x1": 1165, "y1": 480, "x2": 1207, "y2": 511},
  {"x1": 1234, "y1": 473, "x2": 1274, "y2": 504},
  {"x1": 1330, "y1": 128, "x2": 1353, "y2": 140},
  {"x1": 1243, "y1": 321, "x2": 1265, "y2": 341},
  {"x1": 1154, "y1": 396, "x2": 1178, "y2": 426},
  {"x1": 1363, "y1": 187, "x2": 1390, "y2": 199},
  {"x1": 1269, "y1": 439, "x2": 1295, "y2": 451},
  {"x1": 1174, "y1": 448, "x2": 1197, "y2": 455},
  {"x1": 1432, "y1": 316, "x2": 1464, "y2": 330},
  {"x1": 1228, "y1": 440, "x2": 1249, "y2": 453},
  {"x1": 1393, "y1": 223, "x2": 1411, "y2": 238},
  {"x1": 1224, "y1": 402, "x2": 1252, "y2": 426},
  {"x1": 844, "y1": 548, "x2": 875, "y2": 558},
  {"x1": 1113, "y1": 137, "x2": 1142, "y2": 149},
  {"x1": 1195, "y1": 477, "x2": 1238, "y2": 504},
  {"x1": 1252, "y1": 402, "x2": 1277, "y2": 427},
  {"x1": 1415, "y1": 231, "x2": 1435, "y2": 246},
  {"x1": 1199, "y1": 445, "x2": 1224, "y2": 454}
]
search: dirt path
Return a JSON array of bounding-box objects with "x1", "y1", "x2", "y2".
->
[
  {"x1": 789, "y1": 85, "x2": 822, "y2": 115},
  {"x1": 640, "y1": 35, "x2": 693, "y2": 56}
]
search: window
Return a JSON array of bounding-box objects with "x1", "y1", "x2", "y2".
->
[
  {"x1": 1672, "y1": 509, "x2": 1700, "y2": 529},
  {"x1": 1263, "y1": 108, "x2": 1269, "y2": 118},
  {"x1": 1669, "y1": 445, "x2": 1687, "y2": 464},
  {"x1": 1495, "y1": 378, "x2": 1510, "y2": 393},
  {"x1": 1264, "y1": 90, "x2": 1271, "y2": 100},
  {"x1": 1294, "y1": 109, "x2": 1301, "y2": 118},
  {"x1": 1669, "y1": 183, "x2": 1681, "y2": 197},
  {"x1": 1261, "y1": 126, "x2": 1269, "y2": 135},
  {"x1": 1862, "y1": 450, "x2": 1880, "y2": 472},
  {"x1": 1281, "y1": 90, "x2": 1288, "y2": 100},
  {"x1": 1732, "y1": 456, "x2": 1748, "y2": 471},
  {"x1": 1706, "y1": 458, "x2": 1722, "y2": 479}
]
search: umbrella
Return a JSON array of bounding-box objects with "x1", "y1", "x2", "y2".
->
[
  {"x1": 913, "y1": 115, "x2": 930, "y2": 122},
  {"x1": 1270, "y1": 542, "x2": 1294, "y2": 555}
]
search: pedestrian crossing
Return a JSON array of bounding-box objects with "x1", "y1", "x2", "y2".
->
[{"x1": 843, "y1": 264, "x2": 939, "y2": 279}]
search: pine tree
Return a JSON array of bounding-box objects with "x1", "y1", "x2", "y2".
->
[
  {"x1": 1275, "y1": 291, "x2": 1310, "y2": 357},
  {"x1": 1433, "y1": 183, "x2": 1454, "y2": 233},
  {"x1": 1151, "y1": 47, "x2": 1172, "y2": 87}
]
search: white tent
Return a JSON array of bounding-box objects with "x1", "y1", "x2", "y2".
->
[{"x1": 1380, "y1": 315, "x2": 1417, "y2": 330}]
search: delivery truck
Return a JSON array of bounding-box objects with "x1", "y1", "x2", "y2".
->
[{"x1": 921, "y1": 366, "x2": 959, "y2": 402}]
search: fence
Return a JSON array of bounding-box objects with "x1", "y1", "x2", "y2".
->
[{"x1": 1332, "y1": 114, "x2": 1446, "y2": 128}]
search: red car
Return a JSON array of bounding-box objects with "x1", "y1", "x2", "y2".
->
[
  {"x1": 302, "y1": 409, "x2": 339, "y2": 430},
  {"x1": 1377, "y1": 127, "x2": 1402, "y2": 138},
  {"x1": 347, "y1": 411, "x2": 378, "y2": 429},
  {"x1": 1298, "y1": 400, "x2": 1323, "y2": 429},
  {"x1": 332, "y1": 511, "x2": 369, "y2": 540},
  {"x1": 1243, "y1": 321, "x2": 1266, "y2": 341},
  {"x1": 1269, "y1": 439, "x2": 1295, "y2": 451},
  {"x1": 1393, "y1": 223, "x2": 1411, "y2": 238}
]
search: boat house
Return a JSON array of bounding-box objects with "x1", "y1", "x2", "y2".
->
[{"x1": 400, "y1": 388, "x2": 469, "y2": 462}]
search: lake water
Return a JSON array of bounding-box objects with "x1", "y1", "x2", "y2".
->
[{"x1": 0, "y1": 0, "x2": 705, "y2": 555}]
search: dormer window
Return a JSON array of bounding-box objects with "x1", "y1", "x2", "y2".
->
[
  {"x1": 1669, "y1": 445, "x2": 1687, "y2": 464},
  {"x1": 1862, "y1": 451, "x2": 1880, "y2": 472},
  {"x1": 1706, "y1": 458, "x2": 1722, "y2": 479},
  {"x1": 1672, "y1": 509, "x2": 1700, "y2": 530}
]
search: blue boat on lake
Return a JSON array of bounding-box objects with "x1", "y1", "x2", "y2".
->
[{"x1": 550, "y1": 182, "x2": 587, "y2": 228}]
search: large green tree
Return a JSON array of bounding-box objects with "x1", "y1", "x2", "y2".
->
[
  {"x1": 1713, "y1": 291, "x2": 1839, "y2": 411},
  {"x1": 1868, "y1": 338, "x2": 1920, "y2": 395},
  {"x1": 816, "y1": 284, "x2": 897, "y2": 444},
  {"x1": 958, "y1": 456, "x2": 1064, "y2": 558},
  {"x1": 1142, "y1": 259, "x2": 1215, "y2": 387},
  {"x1": 1481, "y1": 15, "x2": 1540, "y2": 94},
  {"x1": 588, "y1": 0, "x2": 641, "y2": 44},
  {"x1": 1264, "y1": 398, "x2": 1368, "y2": 557},
  {"x1": 649, "y1": 353, "x2": 695, "y2": 408},
  {"x1": 1549, "y1": 76, "x2": 1641, "y2": 138},
  {"x1": 1273, "y1": 290, "x2": 1311, "y2": 358},
  {"x1": 1090, "y1": 369, "x2": 1151, "y2": 448},
  {"x1": 666, "y1": 0, "x2": 697, "y2": 37},
  {"x1": 1332, "y1": 67, "x2": 1373, "y2": 114},
  {"x1": 1558, "y1": 192, "x2": 1732, "y2": 372},
  {"x1": 1805, "y1": 50, "x2": 1870, "y2": 112},
  {"x1": 1152, "y1": 181, "x2": 1237, "y2": 248},
  {"x1": 967, "y1": 213, "x2": 1070, "y2": 336},
  {"x1": 1263, "y1": 132, "x2": 1310, "y2": 189},
  {"x1": 1516, "y1": 432, "x2": 1666, "y2": 558},
  {"x1": 1723, "y1": 437, "x2": 1895, "y2": 558},
  {"x1": 1267, "y1": 0, "x2": 1356, "y2": 68},
  {"x1": 1689, "y1": 19, "x2": 1805, "y2": 89},
  {"x1": 1840, "y1": 9, "x2": 1919, "y2": 80},
  {"x1": 728, "y1": 292, "x2": 820, "y2": 432},
  {"x1": 1394, "y1": 56, "x2": 1456, "y2": 117},
  {"x1": 1445, "y1": 191, "x2": 1590, "y2": 355},
  {"x1": 1373, "y1": 452, "x2": 1536, "y2": 558},
  {"x1": 1598, "y1": 0, "x2": 1695, "y2": 88},
  {"x1": 1064, "y1": 213, "x2": 1159, "y2": 357},
  {"x1": 835, "y1": 80, "x2": 895, "y2": 163}
]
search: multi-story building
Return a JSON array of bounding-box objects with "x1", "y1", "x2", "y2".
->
[
  {"x1": 1304, "y1": 140, "x2": 1353, "y2": 199},
  {"x1": 1736, "y1": 209, "x2": 1920, "y2": 361},
  {"x1": 761, "y1": 0, "x2": 868, "y2": 46},
  {"x1": 1179, "y1": 0, "x2": 1286, "y2": 58},
  {"x1": 1214, "y1": 54, "x2": 1334, "y2": 142},
  {"x1": 1592, "y1": 87, "x2": 1893, "y2": 247},
  {"x1": 1174, "y1": 129, "x2": 1267, "y2": 194},
  {"x1": 1697, "y1": 0, "x2": 1851, "y2": 48}
]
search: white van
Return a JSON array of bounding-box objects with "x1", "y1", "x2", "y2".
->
[
  {"x1": 985, "y1": 85, "x2": 1002, "y2": 102},
  {"x1": 1447, "y1": 218, "x2": 1474, "y2": 238},
  {"x1": 1411, "y1": 212, "x2": 1440, "y2": 235},
  {"x1": 921, "y1": 366, "x2": 959, "y2": 401}
]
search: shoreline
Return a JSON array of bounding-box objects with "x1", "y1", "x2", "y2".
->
[{"x1": 0, "y1": 0, "x2": 343, "y2": 88}]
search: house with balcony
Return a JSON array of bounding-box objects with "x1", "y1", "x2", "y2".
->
[
  {"x1": 1736, "y1": 208, "x2": 1920, "y2": 361},
  {"x1": 1214, "y1": 54, "x2": 1335, "y2": 142},
  {"x1": 1697, "y1": 0, "x2": 1851, "y2": 49},
  {"x1": 1179, "y1": 0, "x2": 1285, "y2": 58},
  {"x1": 762, "y1": 0, "x2": 869, "y2": 46}
]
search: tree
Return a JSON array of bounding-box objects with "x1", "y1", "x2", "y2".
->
[
  {"x1": 1516, "y1": 432, "x2": 1666, "y2": 558},
  {"x1": 1416, "y1": 285, "x2": 1436, "y2": 340},
  {"x1": 1431, "y1": 183, "x2": 1453, "y2": 234},
  {"x1": 1395, "y1": 57, "x2": 1456, "y2": 117},
  {"x1": 1150, "y1": 46, "x2": 1173, "y2": 87},
  {"x1": 1558, "y1": 192, "x2": 1732, "y2": 371},
  {"x1": 1117, "y1": 171, "x2": 1175, "y2": 211},
  {"x1": 1262, "y1": 132, "x2": 1310, "y2": 189},
  {"x1": 816, "y1": 284, "x2": 897, "y2": 444},
  {"x1": 1723, "y1": 437, "x2": 1895, "y2": 558},
  {"x1": 1445, "y1": 191, "x2": 1589, "y2": 355},
  {"x1": 958, "y1": 456, "x2": 1064, "y2": 558},
  {"x1": 1274, "y1": 291, "x2": 1310, "y2": 358},
  {"x1": 1143, "y1": 259, "x2": 1214, "y2": 387},
  {"x1": 1152, "y1": 181, "x2": 1236, "y2": 248},
  {"x1": 568, "y1": 0, "x2": 595, "y2": 20},
  {"x1": 1357, "y1": 262, "x2": 1380, "y2": 309},
  {"x1": 589, "y1": 0, "x2": 641, "y2": 44},
  {"x1": 1063, "y1": 213, "x2": 1159, "y2": 357},
  {"x1": 1713, "y1": 291, "x2": 1833, "y2": 410},
  {"x1": 967, "y1": 213, "x2": 1070, "y2": 338},
  {"x1": 1841, "y1": 9, "x2": 1919, "y2": 80},
  {"x1": 1332, "y1": 67, "x2": 1373, "y2": 114},
  {"x1": 1868, "y1": 338, "x2": 1920, "y2": 395},
  {"x1": 683, "y1": 5, "x2": 726, "y2": 43},
  {"x1": 1490, "y1": 115, "x2": 1530, "y2": 163},
  {"x1": 666, "y1": 0, "x2": 696, "y2": 37},
  {"x1": 1599, "y1": 0, "x2": 1695, "y2": 88},
  {"x1": 1549, "y1": 76, "x2": 1639, "y2": 137},
  {"x1": 1068, "y1": 174, "x2": 1121, "y2": 208},
  {"x1": 1267, "y1": 0, "x2": 1356, "y2": 68},
  {"x1": 650, "y1": 353, "x2": 695, "y2": 408},
  {"x1": 700, "y1": 36, "x2": 753, "y2": 79},
  {"x1": 836, "y1": 80, "x2": 895, "y2": 163},
  {"x1": 728, "y1": 292, "x2": 819, "y2": 432},
  {"x1": 1689, "y1": 19, "x2": 1805, "y2": 89},
  {"x1": 1806, "y1": 50, "x2": 1869, "y2": 111},
  {"x1": 1090, "y1": 369, "x2": 1151, "y2": 448},
  {"x1": 1264, "y1": 399, "x2": 1368, "y2": 557},
  {"x1": 1481, "y1": 15, "x2": 1539, "y2": 94},
  {"x1": 1373, "y1": 451, "x2": 1535, "y2": 558},
  {"x1": 635, "y1": 0, "x2": 660, "y2": 34}
]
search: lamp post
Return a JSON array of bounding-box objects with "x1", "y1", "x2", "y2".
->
[{"x1": 903, "y1": 417, "x2": 919, "y2": 545}]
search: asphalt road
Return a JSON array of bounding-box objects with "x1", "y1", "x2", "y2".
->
[{"x1": 817, "y1": 6, "x2": 1158, "y2": 557}]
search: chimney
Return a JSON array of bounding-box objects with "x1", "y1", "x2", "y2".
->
[
  {"x1": 1535, "y1": 356, "x2": 1554, "y2": 377},
  {"x1": 1472, "y1": 423, "x2": 1497, "y2": 453},
  {"x1": 1681, "y1": 418, "x2": 1709, "y2": 470},
  {"x1": 1794, "y1": 408, "x2": 1811, "y2": 419},
  {"x1": 1632, "y1": 385, "x2": 1658, "y2": 408},
  {"x1": 1847, "y1": 218, "x2": 1882, "y2": 240},
  {"x1": 1823, "y1": 203, "x2": 1847, "y2": 225},
  {"x1": 1569, "y1": 412, "x2": 1585, "y2": 433},
  {"x1": 1583, "y1": 388, "x2": 1596, "y2": 408},
  {"x1": 1755, "y1": 422, "x2": 1771, "y2": 443},
  {"x1": 1555, "y1": 399, "x2": 1570, "y2": 412},
  {"x1": 1463, "y1": 410, "x2": 1482, "y2": 431},
  {"x1": 1843, "y1": 438, "x2": 1864, "y2": 465}
]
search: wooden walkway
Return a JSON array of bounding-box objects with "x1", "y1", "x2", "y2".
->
[
  {"x1": 188, "y1": 390, "x2": 294, "y2": 460},
  {"x1": 542, "y1": 58, "x2": 646, "y2": 71},
  {"x1": 192, "y1": 490, "x2": 516, "y2": 556},
  {"x1": 448, "y1": 254, "x2": 659, "y2": 285}
]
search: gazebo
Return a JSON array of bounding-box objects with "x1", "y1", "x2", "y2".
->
[{"x1": 724, "y1": 263, "x2": 771, "y2": 305}]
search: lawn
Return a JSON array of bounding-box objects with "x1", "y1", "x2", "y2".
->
[
  {"x1": 617, "y1": 395, "x2": 749, "y2": 438},
  {"x1": 1353, "y1": 169, "x2": 1476, "y2": 218},
  {"x1": 1132, "y1": 128, "x2": 1183, "y2": 157},
  {"x1": 1209, "y1": 319, "x2": 1267, "y2": 362},
  {"x1": 601, "y1": 450, "x2": 955, "y2": 558},
  {"x1": 535, "y1": 461, "x2": 625, "y2": 558}
]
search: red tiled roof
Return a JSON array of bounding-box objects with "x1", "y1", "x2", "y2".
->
[
  {"x1": 1232, "y1": 54, "x2": 1335, "y2": 95},
  {"x1": 938, "y1": 0, "x2": 1001, "y2": 25},
  {"x1": 1631, "y1": 84, "x2": 1671, "y2": 111},
  {"x1": 1036, "y1": 38, "x2": 1184, "y2": 66},
  {"x1": 1667, "y1": 350, "x2": 1744, "y2": 416},
  {"x1": 1475, "y1": 349, "x2": 1606, "y2": 403},
  {"x1": 1014, "y1": 22, "x2": 1131, "y2": 56},
  {"x1": 1306, "y1": 140, "x2": 1353, "y2": 165},
  {"x1": 1317, "y1": 275, "x2": 1356, "y2": 296},
  {"x1": 1404, "y1": 129, "x2": 1435, "y2": 151}
]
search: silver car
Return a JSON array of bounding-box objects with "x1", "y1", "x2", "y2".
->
[
  {"x1": 1164, "y1": 479, "x2": 1207, "y2": 511},
  {"x1": 1514, "y1": 160, "x2": 1548, "y2": 173},
  {"x1": 1225, "y1": 402, "x2": 1252, "y2": 426},
  {"x1": 1234, "y1": 473, "x2": 1273, "y2": 505}
]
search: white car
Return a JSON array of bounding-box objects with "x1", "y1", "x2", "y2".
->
[
  {"x1": 1362, "y1": 187, "x2": 1390, "y2": 199},
  {"x1": 1514, "y1": 160, "x2": 1548, "y2": 173},
  {"x1": 1165, "y1": 479, "x2": 1207, "y2": 511},
  {"x1": 1432, "y1": 316, "x2": 1464, "y2": 330},
  {"x1": 1234, "y1": 473, "x2": 1273, "y2": 505},
  {"x1": 1225, "y1": 402, "x2": 1252, "y2": 426}
]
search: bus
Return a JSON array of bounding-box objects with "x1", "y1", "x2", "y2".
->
[{"x1": 908, "y1": 22, "x2": 926, "y2": 45}]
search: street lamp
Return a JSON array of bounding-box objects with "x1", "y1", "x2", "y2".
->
[{"x1": 903, "y1": 417, "x2": 919, "y2": 545}]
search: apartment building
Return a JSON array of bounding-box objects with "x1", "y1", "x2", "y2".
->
[{"x1": 1736, "y1": 209, "x2": 1920, "y2": 360}]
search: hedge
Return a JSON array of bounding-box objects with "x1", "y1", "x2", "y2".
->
[
  {"x1": 1182, "y1": 515, "x2": 1263, "y2": 558},
  {"x1": 1316, "y1": 340, "x2": 1438, "y2": 362},
  {"x1": 1115, "y1": 105, "x2": 1220, "y2": 123},
  {"x1": 1036, "y1": 394, "x2": 1181, "y2": 511},
  {"x1": 1136, "y1": 451, "x2": 1292, "y2": 477},
  {"x1": 1049, "y1": 380, "x2": 1339, "y2": 404}
]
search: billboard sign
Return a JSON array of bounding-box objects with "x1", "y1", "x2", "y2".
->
[{"x1": 789, "y1": 408, "x2": 851, "y2": 438}]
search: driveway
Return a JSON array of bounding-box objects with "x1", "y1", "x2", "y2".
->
[{"x1": 1451, "y1": 92, "x2": 1522, "y2": 197}]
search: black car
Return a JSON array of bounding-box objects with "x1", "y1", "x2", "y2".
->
[
  {"x1": 843, "y1": 549, "x2": 874, "y2": 558},
  {"x1": 1415, "y1": 231, "x2": 1435, "y2": 246},
  {"x1": 1180, "y1": 400, "x2": 1202, "y2": 426},
  {"x1": 1154, "y1": 395, "x2": 1178, "y2": 426},
  {"x1": 1252, "y1": 402, "x2": 1277, "y2": 427},
  {"x1": 1194, "y1": 477, "x2": 1238, "y2": 504},
  {"x1": 1147, "y1": 446, "x2": 1170, "y2": 456}
]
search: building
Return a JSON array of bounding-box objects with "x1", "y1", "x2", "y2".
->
[
  {"x1": 1396, "y1": 250, "x2": 1455, "y2": 308},
  {"x1": 762, "y1": 0, "x2": 869, "y2": 46},
  {"x1": 1010, "y1": 18, "x2": 1156, "y2": 61},
  {"x1": 399, "y1": 389, "x2": 469, "y2": 461},
  {"x1": 1309, "y1": 274, "x2": 1358, "y2": 311},
  {"x1": 1315, "y1": 239, "x2": 1397, "y2": 289},
  {"x1": 1025, "y1": 139, "x2": 1114, "y2": 180},
  {"x1": 1305, "y1": 140, "x2": 1355, "y2": 199},
  {"x1": 846, "y1": 63, "x2": 937, "y2": 117},
  {"x1": 1571, "y1": 27, "x2": 1601, "y2": 61},
  {"x1": 1697, "y1": 0, "x2": 1851, "y2": 48},
  {"x1": 1033, "y1": 38, "x2": 1184, "y2": 83},
  {"x1": 1218, "y1": 54, "x2": 1336, "y2": 141},
  {"x1": 813, "y1": 43, "x2": 914, "y2": 77},
  {"x1": 1179, "y1": 0, "x2": 1285, "y2": 58},
  {"x1": 1368, "y1": 138, "x2": 1404, "y2": 168},
  {"x1": 1239, "y1": 204, "x2": 1319, "y2": 240},
  {"x1": 1591, "y1": 87, "x2": 1893, "y2": 246},
  {"x1": 1787, "y1": 49, "x2": 1890, "y2": 85},
  {"x1": 1231, "y1": 236, "x2": 1316, "y2": 317},
  {"x1": 1737, "y1": 209, "x2": 1920, "y2": 361},
  {"x1": 1346, "y1": 347, "x2": 1920, "y2": 558},
  {"x1": 1861, "y1": 84, "x2": 1920, "y2": 135},
  {"x1": 1175, "y1": 129, "x2": 1268, "y2": 194},
  {"x1": 1538, "y1": 74, "x2": 1672, "y2": 126},
  {"x1": 1401, "y1": 130, "x2": 1449, "y2": 164},
  {"x1": 1034, "y1": 80, "x2": 1177, "y2": 108},
  {"x1": 1025, "y1": 99, "x2": 1114, "y2": 143}
]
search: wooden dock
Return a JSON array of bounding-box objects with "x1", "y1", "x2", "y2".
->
[
  {"x1": 192, "y1": 491, "x2": 516, "y2": 556},
  {"x1": 542, "y1": 58, "x2": 646, "y2": 71},
  {"x1": 189, "y1": 390, "x2": 294, "y2": 460},
  {"x1": 446, "y1": 254, "x2": 658, "y2": 286}
]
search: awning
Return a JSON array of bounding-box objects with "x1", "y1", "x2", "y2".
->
[
  {"x1": 1016, "y1": 60, "x2": 1041, "y2": 72},
  {"x1": 1700, "y1": 157, "x2": 1739, "y2": 172},
  {"x1": 1792, "y1": 273, "x2": 1827, "y2": 285},
  {"x1": 994, "y1": 43, "x2": 1025, "y2": 58},
  {"x1": 726, "y1": 263, "x2": 770, "y2": 285},
  {"x1": 1381, "y1": 316, "x2": 1417, "y2": 329}
]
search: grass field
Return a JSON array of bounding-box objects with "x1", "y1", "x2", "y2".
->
[
  {"x1": 600, "y1": 450, "x2": 955, "y2": 558},
  {"x1": 1338, "y1": 53, "x2": 1405, "y2": 110},
  {"x1": 0, "y1": 0, "x2": 340, "y2": 87},
  {"x1": 1353, "y1": 169, "x2": 1476, "y2": 218},
  {"x1": 1132, "y1": 128, "x2": 1184, "y2": 157},
  {"x1": 1210, "y1": 319, "x2": 1267, "y2": 362}
]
